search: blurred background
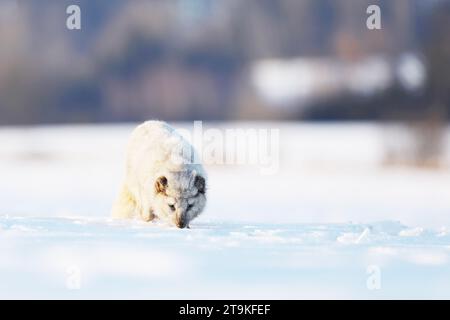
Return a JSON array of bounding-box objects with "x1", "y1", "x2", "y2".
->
[
  {"x1": 0, "y1": 0, "x2": 450, "y2": 226},
  {"x1": 0, "y1": 0, "x2": 449, "y2": 124}
]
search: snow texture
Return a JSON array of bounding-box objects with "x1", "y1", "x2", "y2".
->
[{"x1": 0, "y1": 123, "x2": 449, "y2": 299}]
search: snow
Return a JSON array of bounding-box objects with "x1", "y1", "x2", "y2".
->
[
  {"x1": 1, "y1": 217, "x2": 450, "y2": 299},
  {"x1": 0, "y1": 122, "x2": 449, "y2": 299},
  {"x1": 398, "y1": 227, "x2": 424, "y2": 237}
]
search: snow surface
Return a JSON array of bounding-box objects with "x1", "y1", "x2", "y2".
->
[{"x1": 0, "y1": 123, "x2": 449, "y2": 299}]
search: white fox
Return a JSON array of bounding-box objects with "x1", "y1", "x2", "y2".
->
[{"x1": 112, "y1": 121, "x2": 207, "y2": 228}]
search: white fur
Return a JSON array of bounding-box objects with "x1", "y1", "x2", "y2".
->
[{"x1": 112, "y1": 121, "x2": 207, "y2": 228}]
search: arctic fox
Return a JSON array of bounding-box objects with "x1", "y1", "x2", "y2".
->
[{"x1": 112, "y1": 121, "x2": 207, "y2": 228}]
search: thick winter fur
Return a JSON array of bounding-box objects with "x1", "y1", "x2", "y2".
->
[{"x1": 112, "y1": 121, "x2": 207, "y2": 228}]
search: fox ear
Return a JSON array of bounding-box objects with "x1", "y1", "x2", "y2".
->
[
  {"x1": 194, "y1": 175, "x2": 206, "y2": 194},
  {"x1": 155, "y1": 176, "x2": 168, "y2": 194}
]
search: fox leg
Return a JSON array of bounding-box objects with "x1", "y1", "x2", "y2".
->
[
  {"x1": 140, "y1": 208, "x2": 156, "y2": 222},
  {"x1": 111, "y1": 184, "x2": 137, "y2": 219}
]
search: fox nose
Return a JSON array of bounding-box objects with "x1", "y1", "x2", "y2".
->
[
  {"x1": 175, "y1": 213, "x2": 186, "y2": 229},
  {"x1": 176, "y1": 221, "x2": 186, "y2": 228}
]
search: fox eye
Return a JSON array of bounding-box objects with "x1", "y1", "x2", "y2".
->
[
  {"x1": 187, "y1": 204, "x2": 194, "y2": 210},
  {"x1": 168, "y1": 204, "x2": 175, "y2": 211}
]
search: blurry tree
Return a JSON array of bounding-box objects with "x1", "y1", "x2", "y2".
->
[
  {"x1": 0, "y1": 0, "x2": 449, "y2": 125},
  {"x1": 424, "y1": 1, "x2": 450, "y2": 120}
]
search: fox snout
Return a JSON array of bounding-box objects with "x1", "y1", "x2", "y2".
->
[{"x1": 175, "y1": 213, "x2": 188, "y2": 229}]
